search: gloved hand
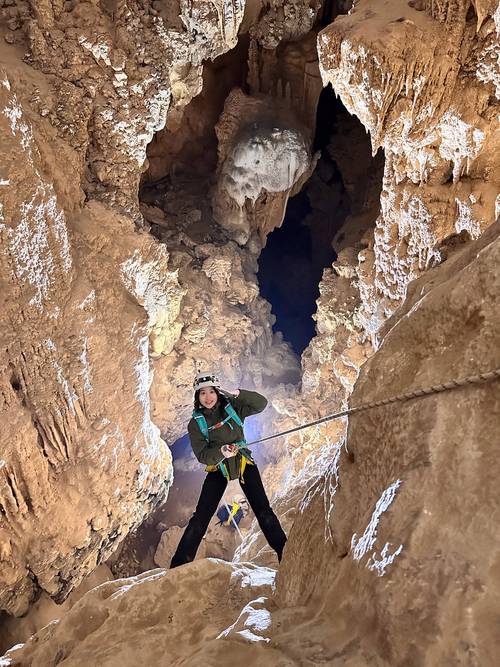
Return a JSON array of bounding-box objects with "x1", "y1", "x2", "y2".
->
[{"x1": 220, "y1": 444, "x2": 238, "y2": 458}]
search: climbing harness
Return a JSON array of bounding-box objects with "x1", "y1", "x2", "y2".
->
[
  {"x1": 208, "y1": 367, "x2": 500, "y2": 463},
  {"x1": 193, "y1": 402, "x2": 253, "y2": 482}
]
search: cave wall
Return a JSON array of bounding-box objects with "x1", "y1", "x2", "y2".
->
[
  {"x1": 0, "y1": 0, "x2": 250, "y2": 615},
  {"x1": 0, "y1": 65, "x2": 175, "y2": 615},
  {"x1": 9, "y1": 0, "x2": 246, "y2": 217},
  {"x1": 262, "y1": 0, "x2": 499, "y2": 501},
  {"x1": 0, "y1": 0, "x2": 498, "y2": 639},
  {"x1": 319, "y1": 0, "x2": 499, "y2": 334},
  {"x1": 274, "y1": 217, "x2": 500, "y2": 666},
  {"x1": 0, "y1": 0, "x2": 321, "y2": 616},
  {"x1": 4, "y1": 217, "x2": 500, "y2": 666}
]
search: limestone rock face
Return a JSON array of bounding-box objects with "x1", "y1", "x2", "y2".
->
[
  {"x1": 0, "y1": 565, "x2": 113, "y2": 656},
  {"x1": 1, "y1": 0, "x2": 499, "y2": 658},
  {"x1": 0, "y1": 0, "x2": 307, "y2": 619},
  {"x1": 11, "y1": 0, "x2": 246, "y2": 217},
  {"x1": 153, "y1": 526, "x2": 195, "y2": 568},
  {"x1": 0, "y1": 5, "x2": 310, "y2": 614},
  {"x1": 248, "y1": 0, "x2": 321, "y2": 49},
  {"x1": 275, "y1": 219, "x2": 500, "y2": 665},
  {"x1": 212, "y1": 88, "x2": 316, "y2": 245},
  {"x1": 0, "y1": 60, "x2": 175, "y2": 615},
  {"x1": 148, "y1": 228, "x2": 301, "y2": 444},
  {"x1": 265, "y1": 0, "x2": 499, "y2": 497},
  {"x1": 154, "y1": 519, "x2": 242, "y2": 568},
  {"x1": 208, "y1": 3, "x2": 327, "y2": 247},
  {"x1": 318, "y1": 0, "x2": 499, "y2": 335},
  {"x1": 0, "y1": 0, "x2": 256, "y2": 618}
]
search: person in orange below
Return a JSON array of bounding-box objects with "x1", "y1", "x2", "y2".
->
[{"x1": 170, "y1": 371, "x2": 287, "y2": 568}]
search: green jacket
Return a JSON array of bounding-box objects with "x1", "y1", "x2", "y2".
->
[{"x1": 188, "y1": 389, "x2": 268, "y2": 481}]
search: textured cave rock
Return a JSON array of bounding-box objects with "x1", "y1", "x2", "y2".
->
[
  {"x1": 0, "y1": 64, "x2": 179, "y2": 615},
  {"x1": 11, "y1": 0, "x2": 246, "y2": 217},
  {"x1": 274, "y1": 217, "x2": 500, "y2": 665},
  {"x1": 318, "y1": 0, "x2": 499, "y2": 332},
  {"x1": 266, "y1": 0, "x2": 499, "y2": 499},
  {"x1": 257, "y1": 87, "x2": 384, "y2": 355},
  {"x1": 0, "y1": 0, "x2": 252, "y2": 617},
  {"x1": 0, "y1": 0, "x2": 499, "y2": 659},
  {"x1": 1, "y1": 561, "x2": 278, "y2": 666},
  {"x1": 1, "y1": 0, "x2": 325, "y2": 619},
  {"x1": 4, "y1": 204, "x2": 499, "y2": 667},
  {"x1": 212, "y1": 88, "x2": 317, "y2": 245},
  {"x1": 0, "y1": 565, "x2": 113, "y2": 656}
]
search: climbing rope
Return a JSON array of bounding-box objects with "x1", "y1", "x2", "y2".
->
[
  {"x1": 242, "y1": 367, "x2": 500, "y2": 448},
  {"x1": 210, "y1": 367, "x2": 499, "y2": 469}
]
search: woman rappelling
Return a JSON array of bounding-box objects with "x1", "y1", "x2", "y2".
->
[{"x1": 170, "y1": 371, "x2": 287, "y2": 568}]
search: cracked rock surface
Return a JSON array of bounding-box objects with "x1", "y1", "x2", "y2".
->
[{"x1": 0, "y1": 75, "x2": 174, "y2": 612}]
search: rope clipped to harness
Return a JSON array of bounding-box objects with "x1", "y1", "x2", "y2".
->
[{"x1": 193, "y1": 402, "x2": 253, "y2": 481}]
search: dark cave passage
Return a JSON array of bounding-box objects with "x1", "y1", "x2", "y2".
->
[
  {"x1": 257, "y1": 85, "x2": 384, "y2": 355},
  {"x1": 257, "y1": 188, "x2": 333, "y2": 356}
]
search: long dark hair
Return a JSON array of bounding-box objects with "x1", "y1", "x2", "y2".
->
[{"x1": 194, "y1": 387, "x2": 229, "y2": 412}]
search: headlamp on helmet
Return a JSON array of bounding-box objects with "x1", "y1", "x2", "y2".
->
[{"x1": 193, "y1": 372, "x2": 221, "y2": 393}]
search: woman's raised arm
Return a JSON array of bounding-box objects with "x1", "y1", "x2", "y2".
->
[{"x1": 229, "y1": 389, "x2": 268, "y2": 419}]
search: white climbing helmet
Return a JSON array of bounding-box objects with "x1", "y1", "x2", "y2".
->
[{"x1": 193, "y1": 371, "x2": 221, "y2": 394}]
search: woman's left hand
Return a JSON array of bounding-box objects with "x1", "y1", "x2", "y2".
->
[
  {"x1": 221, "y1": 444, "x2": 238, "y2": 458},
  {"x1": 221, "y1": 388, "x2": 240, "y2": 398}
]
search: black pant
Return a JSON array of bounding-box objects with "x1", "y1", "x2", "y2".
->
[{"x1": 170, "y1": 464, "x2": 287, "y2": 568}]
